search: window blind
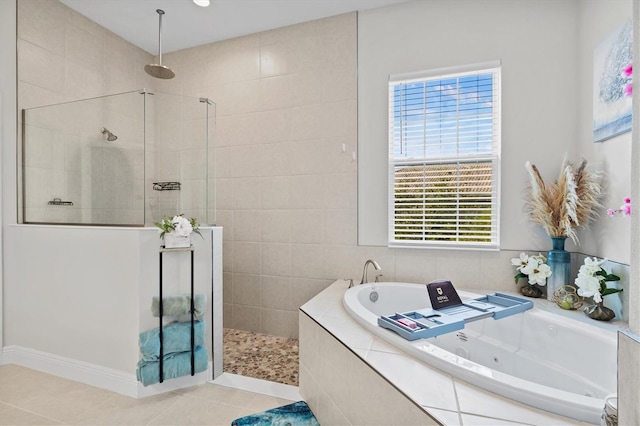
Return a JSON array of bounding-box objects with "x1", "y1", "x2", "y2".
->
[{"x1": 388, "y1": 64, "x2": 501, "y2": 249}]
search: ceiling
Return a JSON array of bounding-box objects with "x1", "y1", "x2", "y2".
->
[{"x1": 59, "y1": 0, "x2": 409, "y2": 54}]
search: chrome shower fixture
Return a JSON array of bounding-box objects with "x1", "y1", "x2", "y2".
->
[
  {"x1": 145, "y1": 9, "x2": 175, "y2": 79},
  {"x1": 101, "y1": 127, "x2": 118, "y2": 142}
]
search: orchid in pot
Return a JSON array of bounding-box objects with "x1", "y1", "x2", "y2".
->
[
  {"x1": 574, "y1": 257, "x2": 621, "y2": 321},
  {"x1": 511, "y1": 252, "x2": 552, "y2": 298},
  {"x1": 155, "y1": 214, "x2": 202, "y2": 248}
]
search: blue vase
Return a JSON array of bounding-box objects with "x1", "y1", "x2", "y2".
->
[{"x1": 547, "y1": 237, "x2": 571, "y2": 302}]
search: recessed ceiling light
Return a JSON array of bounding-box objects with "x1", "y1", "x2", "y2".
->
[{"x1": 193, "y1": 0, "x2": 210, "y2": 6}]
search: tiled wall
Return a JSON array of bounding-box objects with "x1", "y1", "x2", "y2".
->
[
  {"x1": 17, "y1": 0, "x2": 211, "y2": 226},
  {"x1": 155, "y1": 13, "x2": 360, "y2": 338},
  {"x1": 17, "y1": 1, "x2": 634, "y2": 340},
  {"x1": 299, "y1": 311, "x2": 438, "y2": 425},
  {"x1": 160, "y1": 11, "x2": 633, "y2": 339},
  {"x1": 17, "y1": 0, "x2": 152, "y2": 224}
]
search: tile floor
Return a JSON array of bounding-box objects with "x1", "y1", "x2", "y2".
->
[
  {"x1": 0, "y1": 364, "x2": 294, "y2": 425},
  {"x1": 223, "y1": 328, "x2": 299, "y2": 386}
]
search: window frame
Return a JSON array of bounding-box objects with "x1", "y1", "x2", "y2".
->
[{"x1": 387, "y1": 61, "x2": 501, "y2": 250}]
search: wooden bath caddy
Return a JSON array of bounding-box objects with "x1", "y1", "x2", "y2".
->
[{"x1": 377, "y1": 281, "x2": 534, "y2": 341}]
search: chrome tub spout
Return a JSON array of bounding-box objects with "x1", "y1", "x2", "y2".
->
[{"x1": 360, "y1": 259, "x2": 382, "y2": 285}]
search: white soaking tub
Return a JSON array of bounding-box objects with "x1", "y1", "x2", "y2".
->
[{"x1": 343, "y1": 282, "x2": 618, "y2": 424}]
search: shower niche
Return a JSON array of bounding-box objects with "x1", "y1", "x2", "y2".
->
[{"x1": 21, "y1": 89, "x2": 215, "y2": 227}]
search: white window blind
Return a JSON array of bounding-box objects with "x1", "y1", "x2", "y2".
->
[{"x1": 388, "y1": 63, "x2": 501, "y2": 249}]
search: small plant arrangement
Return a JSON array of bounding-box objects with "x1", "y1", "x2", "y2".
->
[
  {"x1": 524, "y1": 159, "x2": 602, "y2": 244},
  {"x1": 607, "y1": 197, "x2": 631, "y2": 217},
  {"x1": 155, "y1": 214, "x2": 202, "y2": 245},
  {"x1": 574, "y1": 257, "x2": 621, "y2": 321},
  {"x1": 510, "y1": 252, "x2": 552, "y2": 298}
]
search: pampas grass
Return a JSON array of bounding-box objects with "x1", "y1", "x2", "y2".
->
[{"x1": 525, "y1": 159, "x2": 602, "y2": 244}]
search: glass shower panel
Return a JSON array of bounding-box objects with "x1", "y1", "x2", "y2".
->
[
  {"x1": 146, "y1": 92, "x2": 213, "y2": 227},
  {"x1": 22, "y1": 90, "x2": 145, "y2": 225}
]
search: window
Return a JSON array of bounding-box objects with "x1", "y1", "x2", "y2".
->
[{"x1": 388, "y1": 62, "x2": 501, "y2": 249}]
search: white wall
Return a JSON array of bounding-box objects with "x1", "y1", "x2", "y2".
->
[
  {"x1": 2, "y1": 225, "x2": 219, "y2": 396},
  {"x1": 0, "y1": 0, "x2": 18, "y2": 362},
  {"x1": 358, "y1": 0, "x2": 580, "y2": 251},
  {"x1": 576, "y1": 0, "x2": 632, "y2": 264}
]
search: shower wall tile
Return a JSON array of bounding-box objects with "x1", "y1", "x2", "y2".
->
[
  {"x1": 290, "y1": 210, "x2": 324, "y2": 245},
  {"x1": 232, "y1": 241, "x2": 261, "y2": 275},
  {"x1": 232, "y1": 305, "x2": 261, "y2": 333},
  {"x1": 64, "y1": 62, "x2": 106, "y2": 101},
  {"x1": 17, "y1": 0, "x2": 66, "y2": 56},
  {"x1": 261, "y1": 276, "x2": 292, "y2": 310},
  {"x1": 65, "y1": 24, "x2": 105, "y2": 73},
  {"x1": 259, "y1": 142, "x2": 291, "y2": 177},
  {"x1": 260, "y1": 242, "x2": 292, "y2": 277},
  {"x1": 259, "y1": 210, "x2": 292, "y2": 243},
  {"x1": 233, "y1": 210, "x2": 260, "y2": 242},
  {"x1": 291, "y1": 279, "x2": 333, "y2": 310},
  {"x1": 232, "y1": 273, "x2": 261, "y2": 307},
  {"x1": 322, "y1": 209, "x2": 357, "y2": 246},
  {"x1": 18, "y1": 39, "x2": 65, "y2": 94},
  {"x1": 17, "y1": 81, "x2": 64, "y2": 112},
  {"x1": 259, "y1": 176, "x2": 292, "y2": 210},
  {"x1": 291, "y1": 244, "x2": 326, "y2": 279},
  {"x1": 260, "y1": 308, "x2": 297, "y2": 338},
  {"x1": 232, "y1": 177, "x2": 262, "y2": 210}
]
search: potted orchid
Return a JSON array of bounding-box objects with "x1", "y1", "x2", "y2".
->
[
  {"x1": 511, "y1": 252, "x2": 552, "y2": 298},
  {"x1": 155, "y1": 214, "x2": 202, "y2": 248},
  {"x1": 574, "y1": 257, "x2": 621, "y2": 321}
]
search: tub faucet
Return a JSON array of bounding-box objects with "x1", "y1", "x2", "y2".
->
[{"x1": 360, "y1": 259, "x2": 382, "y2": 285}]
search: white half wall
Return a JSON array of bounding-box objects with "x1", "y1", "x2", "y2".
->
[{"x1": 2, "y1": 224, "x2": 223, "y2": 397}]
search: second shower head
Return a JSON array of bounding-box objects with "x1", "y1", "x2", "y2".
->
[{"x1": 101, "y1": 127, "x2": 118, "y2": 142}]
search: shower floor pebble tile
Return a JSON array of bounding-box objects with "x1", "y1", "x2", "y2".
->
[
  {"x1": 223, "y1": 328, "x2": 299, "y2": 386},
  {"x1": 0, "y1": 364, "x2": 295, "y2": 426}
]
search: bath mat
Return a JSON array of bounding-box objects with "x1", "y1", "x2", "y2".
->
[{"x1": 231, "y1": 401, "x2": 319, "y2": 426}]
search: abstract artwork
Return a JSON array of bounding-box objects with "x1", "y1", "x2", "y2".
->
[{"x1": 593, "y1": 20, "x2": 632, "y2": 142}]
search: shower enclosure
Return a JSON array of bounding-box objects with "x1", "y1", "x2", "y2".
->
[{"x1": 21, "y1": 89, "x2": 215, "y2": 226}]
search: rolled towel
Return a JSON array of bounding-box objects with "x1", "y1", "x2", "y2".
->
[
  {"x1": 139, "y1": 320, "x2": 206, "y2": 362},
  {"x1": 151, "y1": 294, "x2": 206, "y2": 320},
  {"x1": 136, "y1": 345, "x2": 208, "y2": 386}
]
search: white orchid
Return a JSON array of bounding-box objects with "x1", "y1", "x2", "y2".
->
[
  {"x1": 510, "y1": 253, "x2": 529, "y2": 270},
  {"x1": 574, "y1": 257, "x2": 621, "y2": 304},
  {"x1": 575, "y1": 272, "x2": 602, "y2": 303},
  {"x1": 581, "y1": 256, "x2": 605, "y2": 276},
  {"x1": 520, "y1": 257, "x2": 552, "y2": 286},
  {"x1": 511, "y1": 252, "x2": 550, "y2": 286}
]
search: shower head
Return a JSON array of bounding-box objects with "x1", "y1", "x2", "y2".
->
[
  {"x1": 145, "y1": 9, "x2": 175, "y2": 79},
  {"x1": 101, "y1": 127, "x2": 118, "y2": 142}
]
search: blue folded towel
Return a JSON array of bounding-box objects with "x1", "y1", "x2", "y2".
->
[
  {"x1": 151, "y1": 294, "x2": 206, "y2": 320},
  {"x1": 139, "y1": 320, "x2": 206, "y2": 362},
  {"x1": 231, "y1": 401, "x2": 320, "y2": 426},
  {"x1": 136, "y1": 345, "x2": 208, "y2": 386}
]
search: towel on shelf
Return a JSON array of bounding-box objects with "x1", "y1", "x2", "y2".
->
[
  {"x1": 136, "y1": 345, "x2": 208, "y2": 386},
  {"x1": 139, "y1": 320, "x2": 206, "y2": 362},
  {"x1": 151, "y1": 293, "x2": 206, "y2": 320}
]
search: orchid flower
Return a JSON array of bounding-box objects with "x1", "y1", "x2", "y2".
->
[{"x1": 608, "y1": 197, "x2": 631, "y2": 217}]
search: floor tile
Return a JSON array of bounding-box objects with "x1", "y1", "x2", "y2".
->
[{"x1": 0, "y1": 402, "x2": 63, "y2": 425}]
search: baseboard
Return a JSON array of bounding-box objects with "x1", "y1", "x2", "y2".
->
[
  {"x1": 2, "y1": 345, "x2": 211, "y2": 398},
  {"x1": 212, "y1": 372, "x2": 302, "y2": 401}
]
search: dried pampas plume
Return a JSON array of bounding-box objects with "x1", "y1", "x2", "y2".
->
[{"x1": 524, "y1": 159, "x2": 602, "y2": 244}]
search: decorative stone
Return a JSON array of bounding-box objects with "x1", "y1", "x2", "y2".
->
[
  {"x1": 520, "y1": 284, "x2": 543, "y2": 298},
  {"x1": 584, "y1": 302, "x2": 615, "y2": 321}
]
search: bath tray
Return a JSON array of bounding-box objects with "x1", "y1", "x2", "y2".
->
[{"x1": 378, "y1": 290, "x2": 533, "y2": 341}]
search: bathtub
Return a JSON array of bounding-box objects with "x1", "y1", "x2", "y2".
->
[{"x1": 343, "y1": 282, "x2": 617, "y2": 424}]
